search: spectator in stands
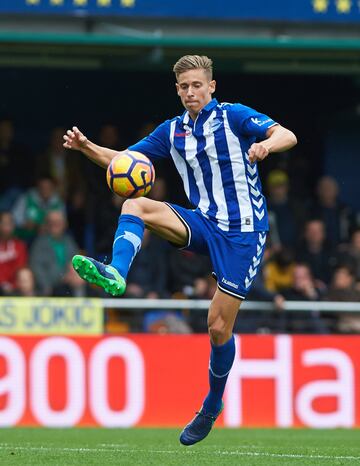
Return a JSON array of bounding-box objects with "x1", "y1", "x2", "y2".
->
[
  {"x1": 264, "y1": 247, "x2": 295, "y2": 293},
  {"x1": 148, "y1": 177, "x2": 168, "y2": 202},
  {"x1": 0, "y1": 211, "x2": 28, "y2": 294},
  {"x1": 168, "y1": 249, "x2": 212, "y2": 297},
  {"x1": 12, "y1": 175, "x2": 65, "y2": 243},
  {"x1": 244, "y1": 255, "x2": 286, "y2": 333},
  {"x1": 30, "y1": 210, "x2": 78, "y2": 295},
  {"x1": 126, "y1": 229, "x2": 169, "y2": 298},
  {"x1": 296, "y1": 219, "x2": 335, "y2": 288},
  {"x1": 266, "y1": 169, "x2": 305, "y2": 248},
  {"x1": 36, "y1": 126, "x2": 84, "y2": 200},
  {"x1": 324, "y1": 265, "x2": 360, "y2": 333},
  {"x1": 95, "y1": 193, "x2": 126, "y2": 258},
  {"x1": 137, "y1": 121, "x2": 157, "y2": 140},
  {"x1": 282, "y1": 263, "x2": 328, "y2": 333},
  {"x1": 324, "y1": 265, "x2": 360, "y2": 302},
  {"x1": 66, "y1": 187, "x2": 88, "y2": 251},
  {"x1": 143, "y1": 311, "x2": 192, "y2": 334},
  {"x1": 52, "y1": 261, "x2": 102, "y2": 297},
  {"x1": 309, "y1": 176, "x2": 355, "y2": 248},
  {"x1": 335, "y1": 228, "x2": 360, "y2": 283},
  {"x1": 8, "y1": 267, "x2": 37, "y2": 297},
  {"x1": 88, "y1": 124, "x2": 123, "y2": 253},
  {"x1": 88, "y1": 124, "x2": 122, "y2": 205},
  {"x1": 0, "y1": 118, "x2": 32, "y2": 210}
]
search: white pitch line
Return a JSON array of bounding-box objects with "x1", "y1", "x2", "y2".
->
[{"x1": 0, "y1": 445, "x2": 359, "y2": 461}]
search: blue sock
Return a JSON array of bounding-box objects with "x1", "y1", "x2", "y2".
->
[
  {"x1": 203, "y1": 335, "x2": 235, "y2": 415},
  {"x1": 110, "y1": 214, "x2": 144, "y2": 279}
]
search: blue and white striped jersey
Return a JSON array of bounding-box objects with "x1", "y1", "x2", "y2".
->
[{"x1": 128, "y1": 98, "x2": 277, "y2": 232}]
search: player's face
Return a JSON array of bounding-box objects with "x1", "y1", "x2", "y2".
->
[{"x1": 176, "y1": 69, "x2": 216, "y2": 118}]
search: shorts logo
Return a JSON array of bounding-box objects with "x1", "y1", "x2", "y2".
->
[{"x1": 222, "y1": 277, "x2": 239, "y2": 289}]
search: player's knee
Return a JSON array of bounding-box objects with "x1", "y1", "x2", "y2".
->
[
  {"x1": 208, "y1": 316, "x2": 230, "y2": 345},
  {"x1": 122, "y1": 198, "x2": 147, "y2": 218}
]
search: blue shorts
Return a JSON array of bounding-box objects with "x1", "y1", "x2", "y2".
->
[{"x1": 166, "y1": 203, "x2": 267, "y2": 300}]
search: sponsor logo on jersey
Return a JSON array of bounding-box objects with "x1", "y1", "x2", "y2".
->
[{"x1": 174, "y1": 130, "x2": 191, "y2": 137}]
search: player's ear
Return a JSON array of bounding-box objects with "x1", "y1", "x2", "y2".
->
[
  {"x1": 175, "y1": 83, "x2": 180, "y2": 95},
  {"x1": 209, "y1": 80, "x2": 216, "y2": 95}
]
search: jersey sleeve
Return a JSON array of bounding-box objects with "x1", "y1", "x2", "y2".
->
[
  {"x1": 227, "y1": 103, "x2": 278, "y2": 139},
  {"x1": 128, "y1": 120, "x2": 171, "y2": 161}
]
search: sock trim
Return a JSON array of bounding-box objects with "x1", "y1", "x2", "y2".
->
[
  {"x1": 209, "y1": 364, "x2": 231, "y2": 379},
  {"x1": 119, "y1": 214, "x2": 145, "y2": 227}
]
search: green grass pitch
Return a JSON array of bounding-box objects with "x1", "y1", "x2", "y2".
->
[{"x1": 0, "y1": 428, "x2": 359, "y2": 465}]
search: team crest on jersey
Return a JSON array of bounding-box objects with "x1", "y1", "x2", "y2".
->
[{"x1": 210, "y1": 117, "x2": 222, "y2": 132}]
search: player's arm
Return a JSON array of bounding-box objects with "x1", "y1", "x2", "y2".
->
[
  {"x1": 248, "y1": 124, "x2": 297, "y2": 163},
  {"x1": 63, "y1": 126, "x2": 124, "y2": 168}
]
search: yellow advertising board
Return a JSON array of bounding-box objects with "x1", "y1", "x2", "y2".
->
[{"x1": 0, "y1": 298, "x2": 103, "y2": 335}]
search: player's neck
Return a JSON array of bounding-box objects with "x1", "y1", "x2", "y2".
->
[{"x1": 188, "y1": 111, "x2": 198, "y2": 121}]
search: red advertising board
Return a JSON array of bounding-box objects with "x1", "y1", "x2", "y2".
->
[{"x1": 0, "y1": 335, "x2": 359, "y2": 427}]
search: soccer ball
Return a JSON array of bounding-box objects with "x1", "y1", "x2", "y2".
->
[{"x1": 106, "y1": 151, "x2": 155, "y2": 198}]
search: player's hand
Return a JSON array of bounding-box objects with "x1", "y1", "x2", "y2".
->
[
  {"x1": 63, "y1": 126, "x2": 88, "y2": 151},
  {"x1": 248, "y1": 143, "x2": 269, "y2": 163}
]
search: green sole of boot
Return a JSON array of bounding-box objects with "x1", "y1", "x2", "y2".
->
[{"x1": 72, "y1": 255, "x2": 126, "y2": 297}]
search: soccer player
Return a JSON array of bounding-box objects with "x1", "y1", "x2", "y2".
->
[{"x1": 63, "y1": 55, "x2": 297, "y2": 445}]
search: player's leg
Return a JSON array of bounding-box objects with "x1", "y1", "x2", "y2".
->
[
  {"x1": 180, "y1": 231, "x2": 267, "y2": 445},
  {"x1": 109, "y1": 197, "x2": 188, "y2": 278},
  {"x1": 73, "y1": 197, "x2": 188, "y2": 296},
  {"x1": 180, "y1": 289, "x2": 240, "y2": 445}
]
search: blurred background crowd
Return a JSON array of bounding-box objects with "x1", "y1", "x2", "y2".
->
[{"x1": 1, "y1": 117, "x2": 360, "y2": 334}]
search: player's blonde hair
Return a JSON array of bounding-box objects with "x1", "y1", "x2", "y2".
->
[{"x1": 173, "y1": 55, "x2": 213, "y2": 81}]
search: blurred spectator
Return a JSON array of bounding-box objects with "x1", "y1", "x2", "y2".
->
[
  {"x1": 95, "y1": 194, "x2": 126, "y2": 258},
  {"x1": 324, "y1": 265, "x2": 360, "y2": 333},
  {"x1": 30, "y1": 210, "x2": 78, "y2": 295},
  {"x1": 168, "y1": 249, "x2": 211, "y2": 297},
  {"x1": 52, "y1": 261, "x2": 102, "y2": 297},
  {"x1": 335, "y1": 228, "x2": 360, "y2": 282},
  {"x1": 0, "y1": 211, "x2": 28, "y2": 294},
  {"x1": 266, "y1": 169, "x2": 305, "y2": 248},
  {"x1": 8, "y1": 267, "x2": 37, "y2": 297},
  {"x1": 88, "y1": 124, "x2": 123, "y2": 252},
  {"x1": 0, "y1": 118, "x2": 33, "y2": 210},
  {"x1": 324, "y1": 265, "x2": 360, "y2": 302},
  {"x1": 309, "y1": 176, "x2": 356, "y2": 248},
  {"x1": 264, "y1": 247, "x2": 295, "y2": 293},
  {"x1": 66, "y1": 187, "x2": 89, "y2": 251},
  {"x1": 282, "y1": 263, "x2": 328, "y2": 333},
  {"x1": 126, "y1": 229, "x2": 169, "y2": 299},
  {"x1": 143, "y1": 311, "x2": 192, "y2": 334},
  {"x1": 193, "y1": 273, "x2": 218, "y2": 300},
  {"x1": 137, "y1": 121, "x2": 157, "y2": 140},
  {"x1": 296, "y1": 219, "x2": 335, "y2": 288},
  {"x1": 36, "y1": 126, "x2": 84, "y2": 200},
  {"x1": 148, "y1": 177, "x2": 167, "y2": 202},
  {"x1": 88, "y1": 124, "x2": 121, "y2": 203},
  {"x1": 243, "y1": 260, "x2": 286, "y2": 333},
  {"x1": 12, "y1": 175, "x2": 65, "y2": 243},
  {"x1": 188, "y1": 273, "x2": 217, "y2": 333}
]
